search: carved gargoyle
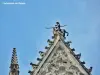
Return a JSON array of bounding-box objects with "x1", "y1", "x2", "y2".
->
[
  {"x1": 28, "y1": 70, "x2": 32, "y2": 73},
  {"x1": 30, "y1": 62, "x2": 37, "y2": 66},
  {"x1": 37, "y1": 58, "x2": 42, "y2": 61},
  {"x1": 47, "y1": 39, "x2": 53, "y2": 43},
  {"x1": 71, "y1": 48, "x2": 75, "y2": 51},
  {"x1": 47, "y1": 39, "x2": 54, "y2": 46},
  {"x1": 65, "y1": 41, "x2": 72, "y2": 47},
  {"x1": 30, "y1": 62, "x2": 38, "y2": 67},
  {"x1": 30, "y1": 62, "x2": 38, "y2": 69},
  {"x1": 28, "y1": 70, "x2": 34, "y2": 75},
  {"x1": 45, "y1": 46, "x2": 50, "y2": 49},
  {"x1": 81, "y1": 61, "x2": 85, "y2": 65},
  {"x1": 88, "y1": 67, "x2": 93, "y2": 73},
  {"x1": 75, "y1": 53, "x2": 81, "y2": 59},
  {"x1": 39, "y1": 51, "x2": 45, "y2": 57}
]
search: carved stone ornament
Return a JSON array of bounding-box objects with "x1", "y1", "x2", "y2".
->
[{"x1": 37, "y1": 48, "x2": 84, "y2": 75}]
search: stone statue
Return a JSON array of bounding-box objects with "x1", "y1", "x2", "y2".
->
[
  {"x1": 46, "y1": 22, "x2": 68, "y2": 38},
  {"x1": 61, "y1": 29, "x2": 69, "y2": 37},
  {"x1": 55, "y1": 22, "x2": 61, "y2": 31}
]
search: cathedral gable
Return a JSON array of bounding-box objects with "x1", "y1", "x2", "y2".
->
[
  {"x1": 28, "y1": 22, "x2": 92, "y2": 75},
  {"x1": 36, "y1": 41, "x2": 85, "y2": 75}
]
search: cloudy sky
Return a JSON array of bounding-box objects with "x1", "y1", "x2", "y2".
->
[{"x1": 0, "y1": 0, "x2": 100, "y2": 75}]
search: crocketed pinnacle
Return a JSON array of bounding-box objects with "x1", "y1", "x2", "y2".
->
[
  {"x1": 9, "y1": 48, "x2": 19, "y2": 75},
  {"x1": 11, "y1": 48, "x2": 18, "y2": 65}
]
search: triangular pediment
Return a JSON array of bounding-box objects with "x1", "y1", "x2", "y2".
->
[
  {"x1": 28, "y1": 22, "x2": 92, "y2": 75},
  {"x1": 32, "y1": 35, "x2": 89, "y2": 75}
]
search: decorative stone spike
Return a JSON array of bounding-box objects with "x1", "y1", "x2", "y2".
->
[
  {"x1": 81, "y1": 61, "x2": 85, "y2": 65},
  {"x1": 71, "y1": 48, "x2": 75, "y2": 51},
  {"x1": 45, "y1": 46, "x2": 50, "y2": 49},
  {"x1": 37, "y1": 58, "x2": 42, "y2": 61}
]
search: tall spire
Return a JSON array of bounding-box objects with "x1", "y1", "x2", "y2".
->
[
  {"x1": 9, "y1": 48, "x2": 19, "y2": 75},
  {"x1": 11, "y1": 48, "x2": 18, "y2": 64}
]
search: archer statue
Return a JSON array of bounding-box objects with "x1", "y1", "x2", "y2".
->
[{"x1": 46, "y1": 22, "x2": 69, "y2": 38}]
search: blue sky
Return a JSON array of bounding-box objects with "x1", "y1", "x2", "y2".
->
[{"x1": 0, "y1": 0, "x2": 100, "y2": 75}]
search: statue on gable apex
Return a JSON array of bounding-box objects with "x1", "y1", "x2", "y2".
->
[{"x1": 46, "y1": 22, "x2": 68, "y2": 38}]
